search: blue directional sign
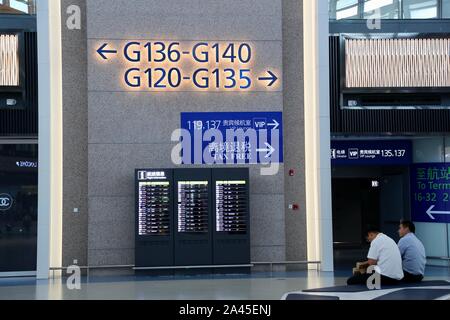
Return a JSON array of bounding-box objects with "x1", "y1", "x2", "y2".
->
[
  {"x1": 180, "y1": 112, "x2": 283, "y2": 164},
  {"x1": 331, "y1": 140, "x2": 412, "y2": 165},
  {"x1": 411, "y1": 163, "x2": 450, "y2": 223}
]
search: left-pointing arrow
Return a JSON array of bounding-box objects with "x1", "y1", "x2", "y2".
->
[
  {"x1": 426, "y1": 205, "x2": 450, "y2": 220},
  {"x1": 97, "y1": 43, "x2": 117, "y2": 60}
]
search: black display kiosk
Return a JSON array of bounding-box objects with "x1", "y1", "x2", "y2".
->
[
  {"x1": 135, "y1": 169, "x2": 174, "y2": 268},
  {"x1": 173, "y1": 169, "x2": 213, "y2": 266},
  {"x1": 135, "y1": 168, "x2": 250, "y2": 271},
  {"x1": 212, "y1": 168, "x2": 250, "y2": 265}
]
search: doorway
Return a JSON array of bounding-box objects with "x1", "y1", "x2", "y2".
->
[{"x1": 331, "y1": 166, "x2": 410, "y2": 270}]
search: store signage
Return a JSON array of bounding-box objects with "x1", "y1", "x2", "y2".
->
[
  {"x1": 180, "y1": 112, "x2": 283, "y2": 164},
  {"x1": 15, "y1": 160, "x2": 37, "y2": 168},
  {"x1": 0, "y1": 193, "x2": 13, "y2": 211},
  {"x1": 331, "y1": 140, "x2": 412, "y2": 165},
  {"x1": 411, "y1": 163, "x2": 450, "y2": 223},
  {"x1": 95, "y1": 41, "x2": 280, "y2": 92}
]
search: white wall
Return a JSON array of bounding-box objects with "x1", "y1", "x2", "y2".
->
[
  {"x1": 36, "y1": 0, "x2": 63, "y2": 279},
  {"x1": 303, "y1": 0, "x2": 334, "y2": 272}
]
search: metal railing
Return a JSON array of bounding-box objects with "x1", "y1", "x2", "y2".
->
[
  {"x1": 427, "y1": 256, "x2": 450, "y2": 261},
  {"x1": 49, "y1": 260, "x2": 322, "y2": 279}
]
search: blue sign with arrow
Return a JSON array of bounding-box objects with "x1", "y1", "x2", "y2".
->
[
  {"x1": 180, "y1": 112, "x2": 283, "y2": 164},
  {"x1": 411, "y1": 163, "x2": 450, "y2": 223}
]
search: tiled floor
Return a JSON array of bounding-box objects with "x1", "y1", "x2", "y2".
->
[{"x1": 0, "y1": 267, "x2": 449, "y2": 300}]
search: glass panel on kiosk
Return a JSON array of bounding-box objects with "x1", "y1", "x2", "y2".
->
[
  {"x1": 177, "y1": 181, "x2": 209, "y2": 234},
  {"x1": 173, "y1": 169, "x2": 212, "y2": 266},
  {"x1": 215, "y1": 180, "x2": 248, "y2": 233},
  {"x1": 212, "y1": 168, "x2": 250, "y2": 266}
]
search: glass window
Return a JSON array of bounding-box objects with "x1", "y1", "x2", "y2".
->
[
  {"x1": 330, "y1": 0, "x2": 360, "y2": 20},
  {"x1": 363, "y1": 0, "x2": 400, "y2": 19},
  {"x1": 402, "y1": 0, "x2": 438, "y2": 18},
  {"x1": 443, "y1": 0, "x2": 450, "y2": 18},
  {"x1": 0, "y1": 0, "x2": 35, "y2": 15},
  {"x1": 330, "y1": 0, "x2": 446, "y2": 20}
]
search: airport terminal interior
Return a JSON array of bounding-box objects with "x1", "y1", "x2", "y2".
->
[{"x1": 1, "y1": 0, "x2": 450, "y2": 301}]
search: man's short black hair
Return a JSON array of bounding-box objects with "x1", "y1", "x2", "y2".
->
[
  {"x1": 400, "y1": 220, "x2": 415, "y2": 233},
  {"x1": 365, "y1": 225, "x2": 380, "y2": 234}
]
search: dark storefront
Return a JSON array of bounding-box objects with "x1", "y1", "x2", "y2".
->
[
  {"x1": 0, "y1": 143, "x2": 37, "y2": 272},
  {"x1": 0, "y1": 6, "x2": 37, "y2": 274},
  {"x1": 329, "y1": 7, "x2": 450, "y2": 268}
]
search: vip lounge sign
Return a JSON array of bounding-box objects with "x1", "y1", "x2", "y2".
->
[
  {"x1": 331, "y1": 140, "x2": 412, "y2": 165},
  {"x1": 92, "y1": 40, "x2": 281, "y2": 92},
  {"x1": 0, "y1": 193, "x2": 13, "y2": 211}
]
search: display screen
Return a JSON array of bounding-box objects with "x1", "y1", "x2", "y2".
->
[
  {"x1": 0, "y1": 34, "x2": 19, "y2": 87},
  {"x1": 138, "y1": 181, "x2": 170, "y2": 236},
  {"x1": 177, "y1": 181, "x2": 209, "y2": 233},
  {"x1": 215, "y1": 180, "x2": 247, "y2": 233}
]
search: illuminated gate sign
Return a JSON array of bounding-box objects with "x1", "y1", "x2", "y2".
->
[{"x1": 94, "y1": 40, "x2": 281, "y2": 92}]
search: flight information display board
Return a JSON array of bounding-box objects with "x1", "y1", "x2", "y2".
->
[
  {"x1": 177, "y1": 181, "x2": 209, "y2": 233},
  {"x1": 215, "y1": 180, "x2": 248, "y2": 233},
  {"x1": 135, "y1": 168, "x2": 250, "y2": 269},
  {"x1": 138, "y1": 180, "x2": 170, "y2": 236},
  {"x1": 174, "y1": 169, "x2": 213, "y2": 266},
  {"x1": 135, "y1": 169, "x2": 174, "y2": 267},
  {"x1": 213, "y1": 169, "x2": 250, "y2": 265}
]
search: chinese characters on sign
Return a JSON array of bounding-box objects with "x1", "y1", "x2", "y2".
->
[
  {"x1": 331, "y1": 140, "x2": 412, "y2": 165},
  {"x1": 411, "y1": 164, "x2": 450, "y2": 223},
  {"x1": 180, "y1": 112, "x2": 283, "y2": 165}
]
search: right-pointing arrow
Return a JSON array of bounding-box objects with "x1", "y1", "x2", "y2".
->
[
  {"x1": 258, "y1": 71, "x2": 278, "y2": 87},
  {"x1": 257, "y1": 142, "x2": 275, "y2": 158},
  {"x1": 426, "y1": 205, "x2": 450, "y2": 220},
  {"x1": 267, "y1": 119, "x2": 280, "y2": 130}
]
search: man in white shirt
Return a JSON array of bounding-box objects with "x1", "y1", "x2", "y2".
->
[{"x1": 347, "y1": 225, "x2": 404, "y2": 286}]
